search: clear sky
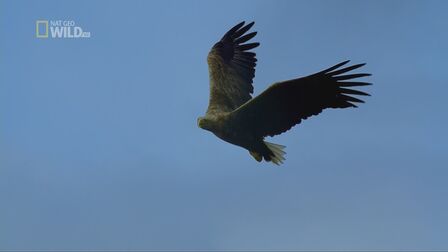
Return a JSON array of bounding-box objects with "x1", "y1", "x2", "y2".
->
[{"x1": 1, "y1": 0, "x2": 448, "y2": 250}]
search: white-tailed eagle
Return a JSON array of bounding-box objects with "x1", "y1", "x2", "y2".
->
[{"x1": 198, "y1": 21, "x2": 371, "y2": 165}]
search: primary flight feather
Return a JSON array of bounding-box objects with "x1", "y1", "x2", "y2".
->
[{"x1": 198, "y1": 21, "x2": 371, "y2": 165}]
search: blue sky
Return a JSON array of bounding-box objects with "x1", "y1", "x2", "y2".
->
[{"x1": 1, "y1": 0, "x2": 448, "y2": 250}]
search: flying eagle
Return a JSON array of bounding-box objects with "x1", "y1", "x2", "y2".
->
[{"x1": 197, "y1": 21, "x2": 371, "y2": 165}]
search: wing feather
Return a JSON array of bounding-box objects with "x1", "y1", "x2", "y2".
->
[
  {"x1": 206, "y1": 21, "x2": 259, "y2": 114},
  {"x1": 230, "y1": 61, "x2": 372, "y2": 137}
]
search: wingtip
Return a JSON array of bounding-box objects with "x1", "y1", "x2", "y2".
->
[
  {"x1": 353, "y1": 62, "x2": 366, "y2": 68},
  {"x1": 237, "y1": 21, "x2": 246, "y2": 26},
  {"x1": 347, "y1": 101, "x2": 358, "y2": 108},
  {"x1": 241, "y1": 21, "x2": 255, "y2": 32},
  {"x1": 339, "y1": 60, "x2": 351, "y2": 67},
  {"x1": 320, "y1": 60, "x2": 351, "y2": 74},
  {"x1": 222, "y1": 21, "x2": 246, "y2": 40},
  {"x1": 234, "y1": 21, "x2": 246, "y2": 31}
]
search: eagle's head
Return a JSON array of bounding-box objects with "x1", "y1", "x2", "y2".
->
[{"x1": 197, "y1": 116, "x2": 212, "y2": 131}]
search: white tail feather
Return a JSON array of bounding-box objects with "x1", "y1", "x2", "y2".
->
[{"x1": 264, "y1": 141, "x2": 286, "y2": 165}]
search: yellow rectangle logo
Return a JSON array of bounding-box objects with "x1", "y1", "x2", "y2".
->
[{"x1": 36, "y1": 20, "x2": 48, "y2": 38}]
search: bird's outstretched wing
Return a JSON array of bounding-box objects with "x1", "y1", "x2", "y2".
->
[
  {"x1": 230, "y1": 60, "x2": 371, "y2": 137},
  {"x1": 206, "y1": 21, "x2": 259, "y2": 114}
]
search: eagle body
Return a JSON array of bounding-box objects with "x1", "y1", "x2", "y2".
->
[
  {"x1": 198, "y1": 21, "x2": 371, "y2": 165},
  {"x1": 199, "y1": 112, "x2": 274, "y2": 162}
]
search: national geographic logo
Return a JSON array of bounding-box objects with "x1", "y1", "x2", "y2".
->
[{"x1": 36, "y1": 20, "x2": 91, "y2": 39}]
